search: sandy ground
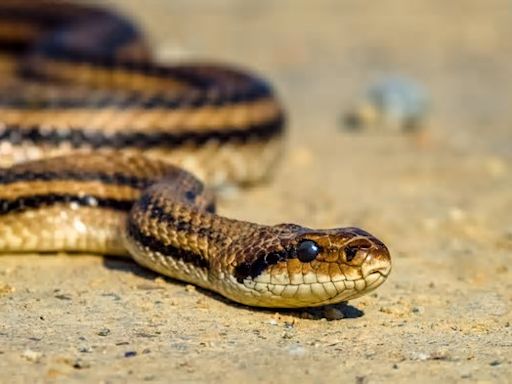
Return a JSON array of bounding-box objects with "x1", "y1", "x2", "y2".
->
[{"x1": 1, "y1": 1, "x2": 511, "y2": 383}]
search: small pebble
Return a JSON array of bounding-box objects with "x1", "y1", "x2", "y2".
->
[
  {"x1": 101, "y1": 292, "x2": 122, "y2": 300},
  {"x1": 282, "y1": 331, "x2": 294, "y2": 339},
  {"x1": 21, "y1": 349, "x2": 43, "y2": 363},
  {"x1": 124, "y1": 351, "x2": 137, "y2": 358},
  {"x1": 72, "y1": 358, "x2": 90, "y2": 369},
  {"x1": 410, "y1": 352, "x2": 429, "y2": 361},
  {"x1": 343, "y1": 75, "x2": 429, "y2": 132},
  {"x1": 287, "y1": 345, "x2": 306, "y2": 357},
  {"x1": 136, "y1": 332, "x2": 157, "y2": 338},
  {"x1": 97, "y1": 328, "x2": 111, "y2": 336},
  {"x1": 411, "y1": 306, "x2": 424, "y2": 314},
  {"x1": 0, "y1": 283, "x2": 15, "y2": 295},
  {"x1": 54, "y1": 294, "x2": 72, "y2": 301},
  {"x1": 185, "y1": 285, "x2": 196, "y2": 293},
  {"x1": 429, "y1": 350, "x2": 452, "y2": 361}
]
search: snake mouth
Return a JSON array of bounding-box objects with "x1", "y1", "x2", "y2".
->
[
  {"x1": 236, "y1": 268, "x2": 390, "y2": 308},
  {"x1": 371, "y1": 265, "x2": 392, "y2": 278},
  {"x1": 361, "y1": 270, "x2": 387, "y2": 288}
]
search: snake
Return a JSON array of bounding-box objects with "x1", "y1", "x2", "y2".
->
[{"x1": 0, "y1": 1, "x2": 391, "y2": 308}]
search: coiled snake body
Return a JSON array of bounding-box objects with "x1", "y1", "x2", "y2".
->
[{"x1": 0, "y1": 1, "x2": 391, "y2": 308}]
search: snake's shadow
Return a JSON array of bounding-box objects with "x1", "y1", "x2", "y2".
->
[{"x1": 103, "y1": 257, "x2": 365, "y2": 320}]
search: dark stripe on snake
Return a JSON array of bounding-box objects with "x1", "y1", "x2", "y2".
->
[
  {"x1": 0, "y1": 40, "x2": 31, "y2": 54},
  {"x1": 0, "y1": 81, "x2": 275, "y2": 108},
  {"x1": 0, "y1": 5, "x2": 138, "y2": 58},
  {"x1": 34, "y1": 17, "x2": 139, "y2": 63},
  {"x1": 234, "y1": 249, "x2": 289, "y2": 283},
  {"x1": 137, "y1": 193, "x2": 216, "y2": 237},
  {"x1": 0, "y1": 116, "x2": 284, "y2": 148},
  {"x1": 0, "y1": 170, "x2": 151, "y2": 188},
  {"x1": 126, "y1": 220, "x2": 209, "y2": 270},
  {"x1": 0, "y1": 4, "x2": 110, "y2": 23},
  {"x1": 0, "y1": 194, "x2": 133, "y2": 215}
]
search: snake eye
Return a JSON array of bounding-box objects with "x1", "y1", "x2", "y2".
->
[{"x1": 296, "y1": 240, "x2": 320, "y2": 262}]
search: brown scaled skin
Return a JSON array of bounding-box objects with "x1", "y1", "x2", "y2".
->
[
  {"x1": 0, "y1": 0, "x2": 391, "y2": 308},
  {"x1": 0, "y1": 153, "x2": 392, "y2": 308},
  {"x1": 123, "y1": 178, "x2": 392, "y2": 308},
  {"x1": 233, "y1": 225, "x2": 392, "y2": 307}
]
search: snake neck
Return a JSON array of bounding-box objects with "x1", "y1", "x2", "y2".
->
[{"x1": 123, "y1": 175, "x2": 315, "y2": 296}]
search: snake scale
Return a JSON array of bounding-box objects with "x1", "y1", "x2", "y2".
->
[{"x1": 0, "y1": 1, "x2": 391, "y2": 308}]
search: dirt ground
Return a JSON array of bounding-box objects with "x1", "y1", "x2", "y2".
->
[{"x1": 1, "y1": 1, "x2": 511, "y2": 383}]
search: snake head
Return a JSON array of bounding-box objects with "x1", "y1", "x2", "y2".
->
[{"x1": 232, "y1": 225, "x2": 391, "y2": 308}]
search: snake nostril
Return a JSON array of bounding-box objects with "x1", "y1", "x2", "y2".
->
[
  {"x1": 345, "y1": 246, "x2": 358, "y2": 262},
  {"x1": 344, "y1": 238, "x2": 373, "y2": 263}
]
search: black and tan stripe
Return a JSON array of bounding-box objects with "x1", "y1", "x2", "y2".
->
[
  {"x1": 0, "y1": 0, "x2": 285, "y2": 152},
  {"x1": 0, "y1": 153, "x2": 173, "y2": 215},
  {"x1": 126, "y1": 220, "x2": 210, "y2": 270},
  {"x1": 0, "y1": 177, "x2": 140, "y2": 216},
  {"x1": 0, "y1": 194, "x2": 134, "y2": 216},
  {"x1": 126, "y1": 190, "x2": 218, "y2": 271}
]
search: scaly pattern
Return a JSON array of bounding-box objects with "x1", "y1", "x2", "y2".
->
[{"x1": 0, "y1": 1, "x2": 391, "y2": 307}]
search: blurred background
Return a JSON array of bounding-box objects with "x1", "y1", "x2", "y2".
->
[{"x1": 96, "y1": 0, "x2": 511, "y2": 152}]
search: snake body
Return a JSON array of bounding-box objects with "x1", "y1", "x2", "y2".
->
[{"x1": 0, "y1": 1, "x2": 391, "y2": 308}]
